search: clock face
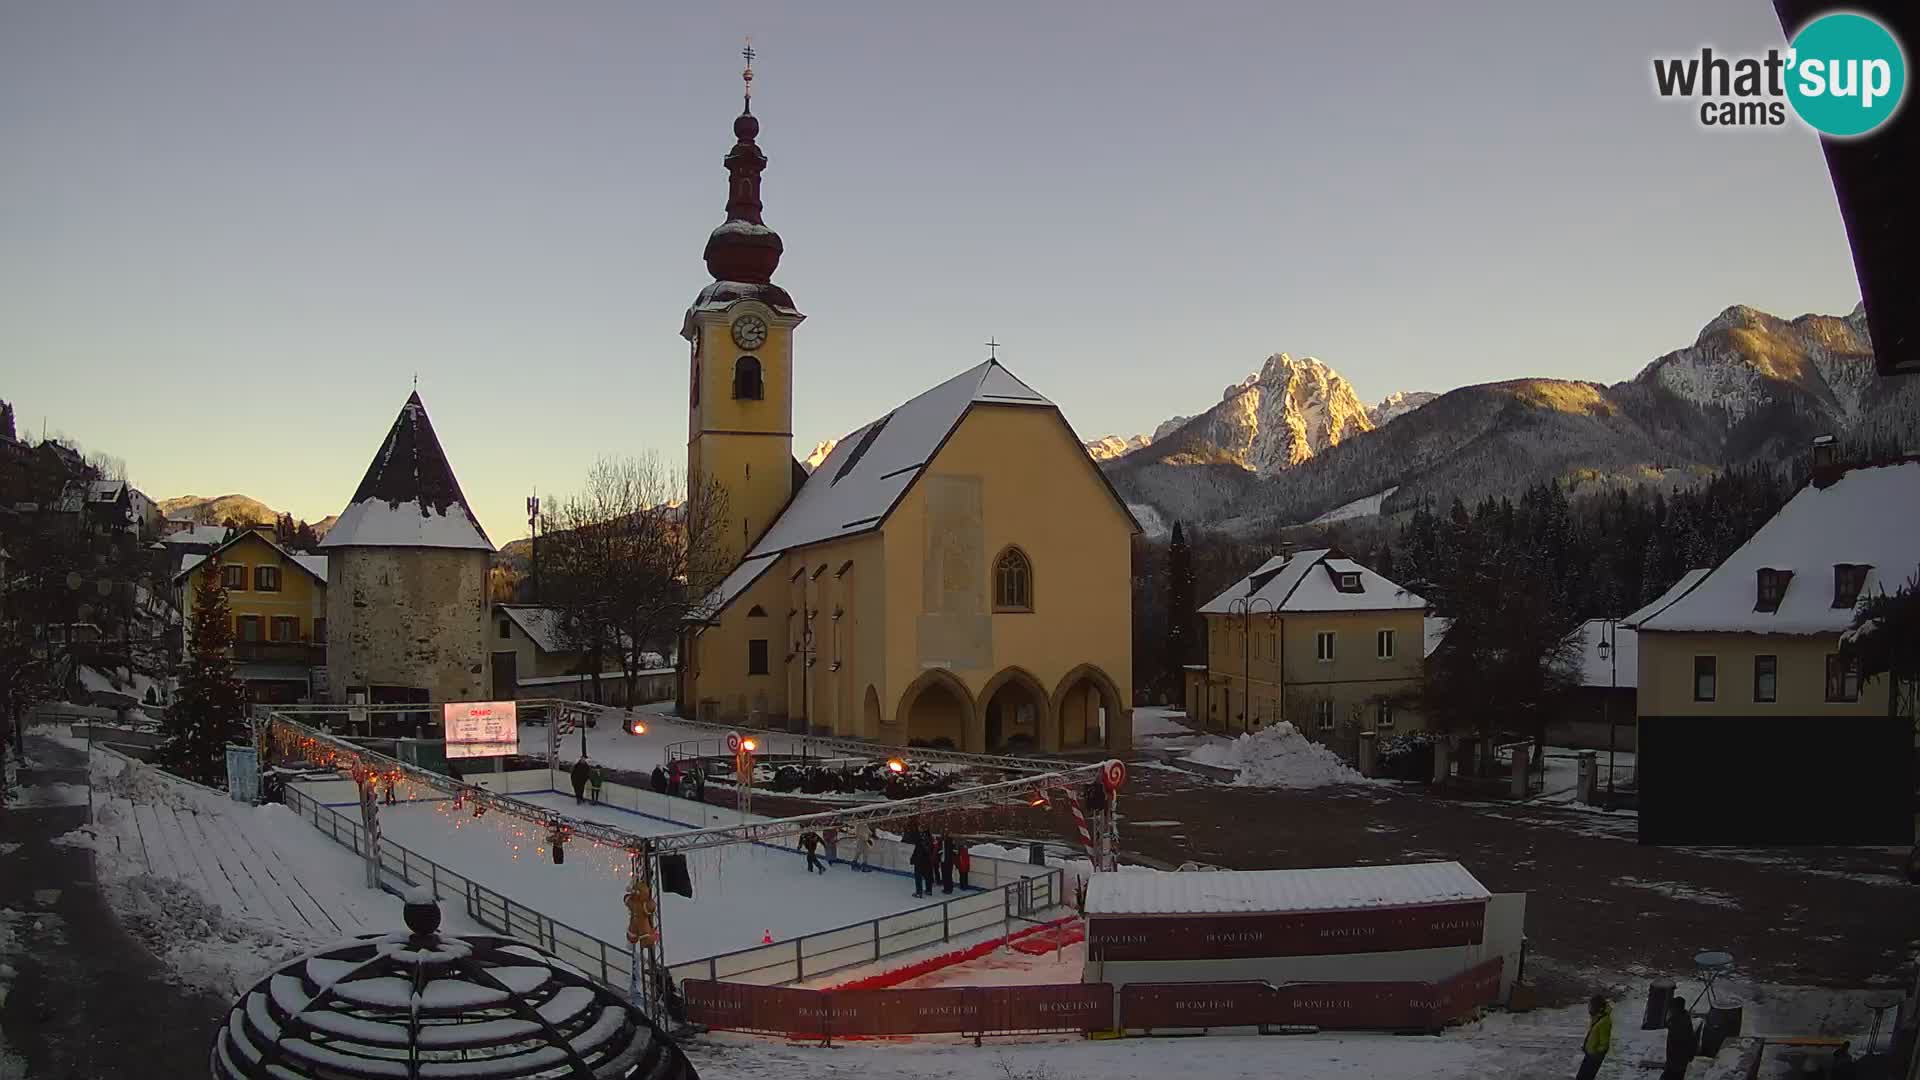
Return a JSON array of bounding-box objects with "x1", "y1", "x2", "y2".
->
[{"x1": 730, "y1": 314, "x2": 769, "y2": 351}]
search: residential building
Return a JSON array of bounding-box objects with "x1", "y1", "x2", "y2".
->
[
  {"x1": 1634, "y1": 459, "x2": 1918, "y2": 720},
  {"x1": 173, "y1": 527, "x2": 329, "y2": 703},
  {"x1": 1186, "y1": 549, "x2": 1427, "y2": 748},
  {"x1": 320, "y1": 392, "x2": 494, "y2": 707},
  {"x1": 678, "y1": 92, "x2": 1136, "y2": 752},
  {"x1": 489, "y1": 604, "x2": 672, "y2": 706}
]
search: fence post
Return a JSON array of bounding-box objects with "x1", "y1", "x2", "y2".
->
[
  {"x1": 796, "y1": 938, "x2": 804, "y2": 981},
  {"x1": 431, "y1": 861, "x2": 439, "y2": 900},
  {"x1": 600, "y1": 940, "x2": 609, "y2": 986},
  {"x1": 873, "y1": 920, "x2": 881, "y2": 964},
  {"x1": 943, "y1": 903, "x2": 950, "y2": 943}
]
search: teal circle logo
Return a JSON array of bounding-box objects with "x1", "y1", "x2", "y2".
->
[{"x1": 1786, "y1": 12, "x2": 1906, "y2": 137}]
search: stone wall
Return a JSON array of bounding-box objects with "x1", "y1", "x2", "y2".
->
[{"x1": 325, "y1": 546, "x2": 490, "y2": 703}]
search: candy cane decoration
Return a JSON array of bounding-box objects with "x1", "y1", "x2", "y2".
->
[{"x1": 1065, "y1": 787, "x2": 1098, "y2": 864}]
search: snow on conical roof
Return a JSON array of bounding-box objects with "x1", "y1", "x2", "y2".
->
[{"x1": 319, "y1": 391, "x2": 494, "y2": 551}]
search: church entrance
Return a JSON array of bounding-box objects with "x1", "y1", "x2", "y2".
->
[
  {"x1": 981, "y1": 669, "x2": 1048, "y2": 754},
  {"x1": 896, "y1": 670, "x2": 974, "y2": 750},
  {"x1": 1052, "y1": 665, "x2": 1125, "y2": 751}
]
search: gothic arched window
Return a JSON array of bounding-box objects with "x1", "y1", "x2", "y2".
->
[
  {"x1": 733, "y1": 356, "x2": 763, "y2": 400},
  {"x1": 994, "y1": 547, "x2": 1033, "y2": 612}
]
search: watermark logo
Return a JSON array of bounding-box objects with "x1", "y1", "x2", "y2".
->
[{"x1": 1652, "y1": 11, "x2": 1907, "y2": 137}]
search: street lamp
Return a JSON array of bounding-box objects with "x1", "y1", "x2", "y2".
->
[
  {"x1": 1227, "y1": 595, "x2": 1275, "y2": 735},
  {"x1": 1596, "y1": 618, "x2": 1620, "y2": 804}
]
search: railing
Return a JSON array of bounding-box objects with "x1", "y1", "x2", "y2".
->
[{"x1": 282, "y1": 777, "x2": 1065, "y2": 991}]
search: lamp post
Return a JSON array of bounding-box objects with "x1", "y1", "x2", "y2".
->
[
  {"x1": 1597, "y1": 618, "x2": 1619, "y2": 804},
  {"x1": 1227, "y1": 596, "x2": 1274, "y2": 735}
]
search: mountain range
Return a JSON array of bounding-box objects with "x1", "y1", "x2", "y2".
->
[
  {"x1": 157, "y1": 493, "x2": 337, "y2": 537},
  {"x1": 1099, "y1": 303, "x2": 1916, "y2": 536}
]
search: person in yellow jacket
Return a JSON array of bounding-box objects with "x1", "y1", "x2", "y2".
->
[{"x1": 1576, "y1": 995, "x2": 1613, "y2": 1079}]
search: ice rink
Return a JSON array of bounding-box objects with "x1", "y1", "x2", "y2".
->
[{"x1": 370, "y1": 788, "x2": 975, "y2": 966}]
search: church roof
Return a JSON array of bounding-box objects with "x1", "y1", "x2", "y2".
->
[
  {"x1": 319, "y1": 392, "x2": 494, "y2": 552},
  {"x1": 699, "y1": 359, "x2": 1135, "y2": 615}
]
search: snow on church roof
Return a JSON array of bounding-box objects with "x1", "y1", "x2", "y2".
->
[
  {"x1": 1199, "y1": 549, "x2": 1426, "y2": 615},
  {"x1": 1636, "y1": 461, "x2": 1920, "y2": 635},
  {"x1": 1087, "y1": 861, "x2": 1489, "y2": 916},
  {"x1": 320, "y1": 392, "x2": 493, "y2": 552}
]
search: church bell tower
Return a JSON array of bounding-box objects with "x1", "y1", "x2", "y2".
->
[{"x1": 684, "y1": 43, "x2": 803, "y2": 568}]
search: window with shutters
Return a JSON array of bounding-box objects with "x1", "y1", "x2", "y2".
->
[
  {"x1": 222, "y1": 564, "x2": 246, "y2": 591},
  {"x1": 237, "y1": 615, "x2": 261, "y2": 643},
  {"x1": 254, "y1": 565, "x2": 281, "y2": 592},
  {"x1": 269, "y1": 616, "x2": 298, "y2": 642}
]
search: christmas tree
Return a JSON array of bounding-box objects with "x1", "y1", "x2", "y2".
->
[{"x1": 163, "y1": 557, "x2": 247, "y2": 786}]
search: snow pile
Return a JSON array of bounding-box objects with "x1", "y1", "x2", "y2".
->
[
  {"x1": 1184, "y1": 723, "x2": 1376, "y2": 788},
  {"x1": 102, "y1": 872, "x2": 307, "y2": 996}
]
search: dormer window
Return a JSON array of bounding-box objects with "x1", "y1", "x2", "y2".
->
[
  {"x1": 1754, "y1": 568, "x2": 1792, "y2": 613},
  {"x1": 1832, "y1": 564, "x2": 1871, "y2": 609},
  {"x1": 1338, "y1": 572, "x2": 1361, "y2": 592},
  {"x1": 732, "y1": 356, "x2": 763, "y2": 400}
]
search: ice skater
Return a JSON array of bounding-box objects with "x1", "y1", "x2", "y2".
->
[
  {"x1": 823, "y1": 826, "x2": 841, "y2": 866},
  {"x1": 570, "y1": 756, "x2": 591, "y2": 805},
  {"x1": 956, "y1": 843, "x2": 971, "y2": 889},
  {"x1": 800, "y1": 830, "x2": 826, "y2": 873},
  {"x1": 589, "y1": 761, "x2": 607, "y2": 804},
  {"x1": 851, "y1": 821, "x2": 872, "y2": 871},
  {"x1": 940, "y1": 833, "x2": 956, "y2": 894},
  {"x1": 910, "y1": 833, "x2": 933, "y2": 897}
]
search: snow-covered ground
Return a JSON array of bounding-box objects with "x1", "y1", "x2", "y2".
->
[
  {"x1": 50, "y1": 747, "x2": 481, "y2": 997},
  {"x1": 362, "y1": 789, "x2": 971, "y2": 966},
  {"x1": 1182, "y1": 723, "x2": 1380, "y2": 789},
  {"x1": 1308, "y1": 485, "x2": 1400, "y2": 525}
]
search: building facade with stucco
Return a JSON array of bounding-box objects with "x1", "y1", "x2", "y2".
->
[{"x1": 676, "y1": 90, "x2": 1136, "y2": 754}]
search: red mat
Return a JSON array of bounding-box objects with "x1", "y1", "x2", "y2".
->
[{"x1": 1009, "y1": 921, "x2": 1085, "y2": 955}]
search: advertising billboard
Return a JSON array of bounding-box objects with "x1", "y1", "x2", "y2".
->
[{"x1": 443, "y1": 700, "x2": 518, "y2": 759}]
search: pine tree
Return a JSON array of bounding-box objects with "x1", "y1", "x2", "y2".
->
[
  {"x1": 163, "y1": 558, "x2": 248, "y2": 786},
  {"x1": 1165, "y1": 522, "x2": 1195, "y2": 703}
]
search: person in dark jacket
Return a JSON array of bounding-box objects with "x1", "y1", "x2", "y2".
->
[
  {"x1": 571, "y1": 757, "x2": 591, "y2": 804},
  {"x1": 651, "y1": 766, "x2": 669, "y2": 794},
  {"x1": 800, "y1": 831, "x2": 825, "y2": 874},
  {"x1": 939, "y1": 834, "x2": 957, "y2": 894},
  {"x1": 910, "y1": 834, "x2": 933, "y2": 897},
  {"x1": 1661, "y1": 1000, "x2": 1696, "y2": 1079}
]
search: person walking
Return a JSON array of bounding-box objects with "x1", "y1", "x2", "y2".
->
[
  {"x1": 1576, "y1": 995, "x2": 1612, "y2": 1080},
  {"x1": 1661, "y1": 999, "x2": 1697, "y2": 1080},
  {"x1": 939, "y1": 833, "x2": 957, "y2": 894},
  {"x1": 590, "y1": 762, "x2": 607, "y2": 804},
  {"x1": 956, "y1": 843, "x2": 971, "y2": 889},
  {"x1": 852, "y1": 821, "x2": 872, "y2": 871},
  {"x1": 823, "y1": 826, "x2": 841, "y2": 866},
  {"x1": 800, "y1": 831, "x2": 825, "y2": 874},
  {"x1": 570, "y1": 756, "x2": 591, "y2": 805}
]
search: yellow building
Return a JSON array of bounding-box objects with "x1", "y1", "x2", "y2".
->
[
  {"x1": 677, "y1": 93, "x2": 1137, "y2": 753},
  {"x1": 1632, "y1": 458, "x2": 1918, "y2": 720},
  {"x1": 174, "y1": 527, "x2": 328, "y2": 703},
  {"x1": 1185, "y1": 549, "x2": 1428, "y2": 749}
]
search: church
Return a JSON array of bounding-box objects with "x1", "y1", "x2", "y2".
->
[{"x1": 677, "y1": 69, "x2": 1136, "y2": 754}]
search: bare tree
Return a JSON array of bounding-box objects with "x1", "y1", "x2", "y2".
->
[{"x1": 540, "y1": 455, "x2": 731, "y2": 706}]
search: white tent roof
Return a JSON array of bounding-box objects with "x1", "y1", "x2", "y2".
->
[
  {"x1": 1199, "y1": 549, "x2": 1426, "y2": 615},
  {"x1": 1086, "y1": 862, "x2": 1489, "y2": 916},
  {"x1": 1636, "y1": 461, "x2": 1920, "y2": 635}
]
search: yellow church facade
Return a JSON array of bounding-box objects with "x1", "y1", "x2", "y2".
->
[{"x1": 675, "y1": 86, "x2": 1136, "y2": 754}]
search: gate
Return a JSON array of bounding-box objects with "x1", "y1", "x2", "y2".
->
[{"x1": 225, "y1": 745, "x2": 259, "y2": 803}]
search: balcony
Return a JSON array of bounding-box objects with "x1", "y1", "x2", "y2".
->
[{"x1": 231, "y1": 640, "x2": 326, "y2": 665}]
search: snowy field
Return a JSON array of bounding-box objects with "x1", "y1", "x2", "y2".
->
[
  {"x1": 52, "y1": 746, "x2": 482, "y2": 996},
  {"x1": 362, "y1": 788, "x2": 987, "y2": 966}
]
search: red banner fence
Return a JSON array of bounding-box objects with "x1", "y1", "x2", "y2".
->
[{"x1": 683, "y1": 957, "x2": 1504, "y2": 1041}]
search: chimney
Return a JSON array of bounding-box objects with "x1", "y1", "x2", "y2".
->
[{"x1": 1810, "y1": 433, "x2": 1842, "y2": 488}]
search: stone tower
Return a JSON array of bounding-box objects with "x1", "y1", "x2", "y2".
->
[{"x1": 320, "y1": 391, "x2": 494, "y2": 705}]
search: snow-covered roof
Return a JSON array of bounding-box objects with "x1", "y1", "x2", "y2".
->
[
  {"x1": 1563, "y1": 618, "x2": 1637, "y2": 689},
  {"x1": 87, "y1": 479, "x2": 126, "y2": 502},
  {"x1": 320, "y1": 392, "x2": 494, "y2": 552},
  {"x1": 1424, "y1": 616, "x2": 1451, "y2": 658},
  {"x1": 1637, "y1": 462, "x2": 1920, "y2": 635},
  {"x1": 174, "y1": 533, "x2": 328, "y2": 585},
  {"x1": 698, "y1": 553, "x2": 780, "y2": 617},
  {"x1": 703, "y1": 359, "x2": 1133, "y2": 613},
  {"x1": 1200, "y1": 549, "x2": 1426, "y2": 615},
  {"x1": 163, "y1": 525, "x2": 232, "y2": 547},
  {"x1": 1621, "y1": 568, "x2": 1711, "y2": 628},
  {"x1": 1086, "y1": 861, "x2": 1489, "y2": 916}
]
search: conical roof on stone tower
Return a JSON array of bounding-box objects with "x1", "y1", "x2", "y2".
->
[{"x1": 318, "y1": 391, "x2": 494, "y2": 551}]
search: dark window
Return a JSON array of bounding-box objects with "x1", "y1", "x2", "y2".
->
[
  {"x1": 1693, "y1": 656, "x2": 1717, "y2": 702},
  {"x1": 498, "y1": 619, "x2": 511, "y2": 639},
  {"x1": 732, "y1": 356, "x2": 763, "y2": 400},
  {"x1": 254, "y1": 565, "x2": 281, "y2": 592},
  {"x1": 314, "y1": 618, "x2": 328, "y2": 644},
  {"x1": 1314, "y1": 700, "x2": 1334, "y2": 730},
  {"x1": 237, "y1": 615, "x2": 261, "y2": 643},
  {"x1": 1833, "y1": 564, "x2": 1871, "y2": 609},
  {"x1": 1755, "y1": 568, "x2": 1791, "y2": 612},
  {"x1": 1825, "y1": 654, "x2": 1861, "y2": 702},
  {"x1": 269, "y1": 616, "x2": 298, "y2": 642},
  {"x1": 1338, "y1": 572, "x2": 1362, "y2": 592},
  {"x1": 1375, "y1": 701, "x2": 1395, "y2": 728},
  {"x1": 1376, "y1": 629, "x2": 1395, "y2": 659},
  {"x1": 748, "y1": 638, "x2": 769, "y2": 676},
  {"x1": 1316, "y1": 631, "x2": 1336, "y2": 662},
  {"x1": 747, "y1": 604, "x2": 767, "y2": 618},
  {"x1": 994, "y1": 548, "x2": 1033, "y2": 611},
  {"x1": 1753, "y1": 655, "x2": 1777, "y2": 703},
  {"x1": 222, "y1": 564, "x2": 246, "y2": 591}
]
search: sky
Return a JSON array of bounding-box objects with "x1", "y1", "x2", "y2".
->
[{"x1": 0, "y1": 1, "x2": 1867, "y2": 542}]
